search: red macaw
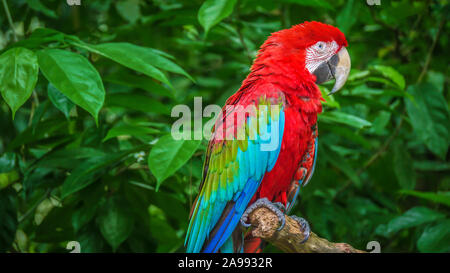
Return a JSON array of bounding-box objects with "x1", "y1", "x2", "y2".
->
[{"x1": 185, "y1": 21, "x2": 351, "y2": 253}]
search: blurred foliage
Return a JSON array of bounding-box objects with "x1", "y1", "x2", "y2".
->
[{"x1": 0, "y1": 0, "x2": 449, "y2": 253}]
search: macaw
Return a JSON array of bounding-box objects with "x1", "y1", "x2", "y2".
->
[{"x1": 185, "y1": 21, "x2": 351, "y2": 253}]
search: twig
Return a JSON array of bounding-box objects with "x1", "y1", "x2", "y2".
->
[
  {"x1": 334, "y1": 14, "x2": 446, "y2": 198},
  {"x1": 28, "y1": 91, "x2": 40, "y2": 126},
  {"x1": 417, "y1": 16, "x2": 445, "y2": 83},
  {"x1": 1, "y1": 0, "x2": 17, "y2": 42},
  {"x1": 364, "y1": 114, "x2": 404, "y2": 168},
  {"x1": 248, "y1": 207, "x2": 365, "y2": 253},
  {"x1": 18, "y1": 188, "x2": 51, "y2": 223},
  {"x1": 236, "y1": 25, "x2": 252, "y2": 65},
  {"x1": 369, "y1": 8, "x2": 407, "y2": 62},
  {"x1": 333, "y1": 114, "x2": 404, "y2": 199},
  {"x1": 235, "y1": 0, "x2": 253, "y2": 65},
  {"x1": 281, "y1": 4, "x2": 291, "y2": 29}
]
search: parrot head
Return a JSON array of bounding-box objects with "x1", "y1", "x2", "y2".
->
[{"x1": 255, "y1": 21, "x2": 351, "y2": 94}]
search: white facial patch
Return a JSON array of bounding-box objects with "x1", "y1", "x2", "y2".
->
[{"x1": 305, "y1": 41, "x2": 339, "y2": 74}]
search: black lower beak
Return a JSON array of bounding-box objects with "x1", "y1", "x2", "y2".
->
[
  {"x1": 313, "y1": 54, "x2": 338, "y2": 85},
  {"x1": 312, "y1": 47, "x2": 351, "y2": 95}
]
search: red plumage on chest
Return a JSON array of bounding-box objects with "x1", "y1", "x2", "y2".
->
[
  {"x1": 251, "y1": 89, "x2": 321, "y2": 206},
  {"x1": 224, "y1": 76, "x2": 322, "y2": 208}
]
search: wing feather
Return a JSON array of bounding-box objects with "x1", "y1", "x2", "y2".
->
[{"x1": 185, "y1": 97, "x2": 285, "y2": 253}]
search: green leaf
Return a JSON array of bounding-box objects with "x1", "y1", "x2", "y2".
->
[
  {"x1": 37, "y1": 49, "x2": 105, "y2": 124},
  {"x1": 34, "y1": 207, "x2": 74, "y2": 243},
  {"x1": 324, "y1": 146, "x2": 361, "y2": 188},
  {"x1": 72, "y1": 203, "x2": 99, "y2": 233},
  {"x1": 6, "y1": 118, "x2": 67, "y2": 151},
  {"x1": 106, "y1": 93, "x2": 170, "y2": 115},
  {"x1": 198, "y1": 0, "x2": 237, "y2": 35},
  {"x1": 369, "y1": 110, "x2": 391, "y2": 135},
  {"x1": 405, "y1": 83, "x2": 450, "y2": 159},
  {"x1": 365, "y1": 76, "x2": 400, "y2": 88},
  {"x1": 417, "y1": 220, "x2": 450, "y2": 253},
  {"x1": 279, "y1": 0, "x2": 334, "y2": 10},
  {"x1": 104, "y1": 72, "x2": 173, "y2": 99},
  {"x1": 398, "y1": 190, "x2": 450, "y2": 207},
  {"x1": 347, "y1": 69, "x2": 370, "y2": 82},
  {"x1": 0, "y1": 47, "x2": 39, "y2": 118},
  {"x1": 72, "y1": 183, "x2": 103, "y2": 233},
  {"x1": 73, "y1": 41, "x2": 192, "y2": 86},
  {"x1": 61, "y1": 149, "x2": 138, "y2": 198},
  {"x1": 393, "y1": 142, "x2": 416, "y2": 190},
  {"x1": 413, "y1": 160, "x2": 450, "y2": 171},
  {"x1": 148, "y1": 205, "x2": 182, "y2": 252},
  {"x1": 319, "y1": 111, "x2": 372, "y2": 129},
  {"x1": 115, "y1": 0, "x2": 142, "y2": 24},
  {"x1": 77, "y1": 229, "x2": 105, "y2": 253},
  {"x1": 426, "y1": 71, "x2": 445, "y2": 93},
  {"x1": 36, "y1": 148, "x2": 106, "y2": 169},
  {"x1": 47, "y1": 83, "x2": 75, "y2": 119},
  {"x1": 12, "y1": 28, "x2": 64, "y2": 49},
  {"x1": 319, "y1": 87, "x2": 340, "y2": 108},
  {"x1": 31, "y1": 100, "x2": 50, "y2": 134},
  {"x1": 97, "y1": 196, "x2": 134, "y2": 251},
  {"x1": 379, "y1": 1, "x2": 425, "y2": 26},
  {"x1": 336, "y1": 0, "x2": 360, "y2": 34},
  {"x1": 0, "y1": 170, "x2": 19, "y2": 190},
  {"x1": 351, "y1": 84, "x2": 384, "y2": 96},
  {"x1": 340, "y1": 95, "x2": 392, "y2": 113},
  {"x1": 321, "y1": 124, "x2": 372, "y2": 149},
  {"x1": 384, "y1": 207, "x2": 445, "y2": 235},
  {"x1": 148, "y1": 191, "x2": 189, "y2": 221},
  {"x1": 0, "y1": 189, "x2": 18, "y2": 252},
  {"x1": 26, "y1": 0, "x2": 57, "y2": 18},
  {"x1": 103, "y1": 124, "x2": 161, "y2": 142},
  {"x1": 370, "y1": 65, "x2": 406, "y2": 90},
  {"x1": 98, "y1": 43, "x2": 193, "y2": 82},
  {"x1": 148, "y1": 135, "x2": 201, "y2": 190},
  {"x1": 0, "y1": 152, "x2": 16, "y2": 173}
]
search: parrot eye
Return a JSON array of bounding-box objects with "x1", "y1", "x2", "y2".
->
[{"x1": 314, "y1": 42, "x2": 326, "y2": 52}]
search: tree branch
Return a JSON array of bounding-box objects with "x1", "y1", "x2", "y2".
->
[{"x1": 248, "y1": 207, "x2": 365, "y2": 253}]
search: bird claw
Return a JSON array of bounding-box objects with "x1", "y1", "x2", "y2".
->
[
  {"x1": 273, "y1": 202, "x2": 287, "y2": 213},
  {"x1": 291, "y1": 215, "x2": 311, "y2": 243},
  {"x1": 240, "y1": 198, "x2": 286, "y2": 230}
]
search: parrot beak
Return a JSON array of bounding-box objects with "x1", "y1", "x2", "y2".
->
[{"x1": 312, "y1": 47, "x2": 351, "y2": 95}]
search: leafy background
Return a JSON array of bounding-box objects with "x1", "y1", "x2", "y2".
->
[{"x1": 0, "y1": 0, "x2": 449, "y2": 253}]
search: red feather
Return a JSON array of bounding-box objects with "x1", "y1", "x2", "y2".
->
[
  {"x1": 238, "y1": 22, "x2": 346, "y2": 252},
  {"x1": 188, "y1": 21, "x2": 347, "y2": 253}
]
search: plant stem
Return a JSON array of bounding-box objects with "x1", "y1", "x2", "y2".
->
[
  {"x1": 334, "y1": 15, "x2": 446, "y2": 199},
  {"x1": 235, "y1": 0, "x2": 253, "y2": 65},
  {"x1": 18, "y1": 189, "x2": 52, "y2": 223},
  {"x1": 1, "y1": 0, "x2": 17, "y2": 42},
  {"x1": 417, "y1": 16, "x2": 446, "y2": 83},
  {"x1": 333, "y1": 112, "x2": 405, "y2": 199}
]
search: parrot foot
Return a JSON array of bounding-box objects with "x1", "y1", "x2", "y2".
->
[
  {"x1": 240, "y1": 198, "x2": 286, "y2": 230},
  {"x1": 291, "y1": 215, "x2": 310, "y2": 243}
]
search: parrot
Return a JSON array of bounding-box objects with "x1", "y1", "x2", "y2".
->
[{"x1": 185, "y1": 21, "x2": 351, "y2": 253}]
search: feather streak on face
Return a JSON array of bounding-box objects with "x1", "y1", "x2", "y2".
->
[{"x1": 305, "y1": 41, "x2": 339, "y2": 74}]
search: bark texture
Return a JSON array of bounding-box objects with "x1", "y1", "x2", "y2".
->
[{"x1": 248, "y1": 207, "x2": 366, "y2": 253}]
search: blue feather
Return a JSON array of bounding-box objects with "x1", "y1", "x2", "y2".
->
[{"x1": 185, "y1": 107, "x2": 286, "y2": 253}]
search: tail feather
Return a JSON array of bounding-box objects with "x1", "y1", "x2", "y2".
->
[
  {"x1": 202, "y1": 178, "x2": 260, "y2": 253},
  {"x1": 244, "y1": 235, "x2": 266, "y2": 253},
  {"x1": 219, "y1": 228, "x2": 243, "y2": 253}
]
